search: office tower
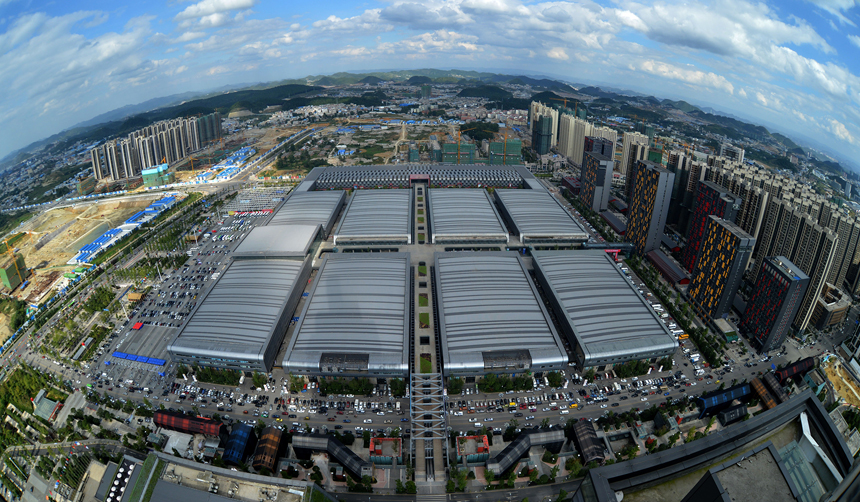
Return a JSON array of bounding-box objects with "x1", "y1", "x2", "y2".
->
[
  {"x1": 591, "y1": 126, "x2": 617, "y2": 160},
  {"x1": 421, "y1": 85, "x2": 431, "y2": 99},
  {"x1": 620, "y1": 131, "x2": 649, "y2": 177},
  {"x1": 529, "y1": 101, "x2": 558, "y2": 147},
  {"x1": 584, "y1": 136, "x2": 614, "y2": 158},
  {"x1": 740, "y1": 256, "x2": 809, "y2": 353},
  {"x1": 626, "y1": 160, "x2": 675, "y2": 255},
  {"x1": 532, "y1": 116, "x2": 554, "y2": 155},
  {"x1": 581, "y1": 152, "x2": 614, "y2": 212},
  {"x1": 810, "y1": 283, "x2": 851, "y2": 330},
  {"x1": 680, "y1": 181, "x2": 742, "y2": 272},
  {"x1": 687, "y1": 216, "x2": 755, "y2": 320},
  {"x1": 719, "y1": 143, "x2": 745, "y2": 164}
]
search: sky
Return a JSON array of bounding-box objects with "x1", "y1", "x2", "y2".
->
[{"x1": 1, "y1": 0, "x2": 860, "y2": 167}]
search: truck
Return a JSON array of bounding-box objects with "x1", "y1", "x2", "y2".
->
[{"x1": 396, "y1": 402, "x2": 401, "y2": 412}]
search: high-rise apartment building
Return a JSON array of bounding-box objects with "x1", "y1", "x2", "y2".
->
[
  {"x1": 89, "y1": 112, "x2": 217, "y2": 182},
  {"x1": 687, "y1": 216, "x2": 755, "y2": 320},
  {"x1": 626, "y1": 160, "x2": 675, "y2": 255},
  {"x1": 581, "y1": 152, "x2": 614, "y2": 213},
  {"x1": 620, "y1": 131, "x2": 649, "y2": 180},
  {"x1": 532, "y1": 116, "x2": 554, "y2": 155},
  {"x1": 680, "y1": 181, "x2": 742, "y2": 273},
  {"x1": 529, "y1": 101, "x2": 558, "y2": 148},
  {"x1": 792, "y1": 218, "x2": 838, "y2": 333},
  {"x1": 558, "y1": 115, "x2": 601, "y2": 166},
  {"x1": 719, "y1": 143, "x2": 745, "y2": 164},
  {"x1": 740, "y1": 256, "x2": 809, "y2": 353}
]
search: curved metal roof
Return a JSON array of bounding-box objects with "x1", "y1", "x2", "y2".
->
[
  {"x1": 494, "y1": 189, "x2": 588, "y2": 240},
  {"x1": 532, "y1": 250, "x2": 678, "y2": 364},
  {"x1": 233, "y1": 224, "x2": 319, "y2": 259},
  {"x1": 428, "y1": 189, "x2": 508, "y2": 242},
  {"x1": 434, "y1": 252, "x2": 567, "y2": 374},
  {"x1": 334, "y1": 190, "x2": 412, "y2": 244},
  {"x1": 283, "y1": 253, "x2": 410, "y2": 374},
  {"x1": 268, "y1": 190, "x2": 345, "y2": 234},
  {"x1": 168, "y1": 258, "x2": 309, "y2": 364}
]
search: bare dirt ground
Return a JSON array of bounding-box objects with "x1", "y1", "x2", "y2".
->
[
  {"x1": 17, "y1": 199, "x2": 151, "y2": 272},
  {"x1": 824, "y1": 359, "x2": 860, "y2": 408}
]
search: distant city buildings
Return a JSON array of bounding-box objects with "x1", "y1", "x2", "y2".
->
[{"x1": 90, "y1": 112, "x2": 220, "y2": 183}]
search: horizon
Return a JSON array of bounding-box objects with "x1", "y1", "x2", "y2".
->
[{"x1": 1, "y1": 1, "x2": 859, "y2": 167}]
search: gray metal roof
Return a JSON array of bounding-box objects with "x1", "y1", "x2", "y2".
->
[
  {"x1": 168, "y1": 258, "x2": 310, "y2": 365},
  {"x1": 532, "y1": 251, "x2": 678, "y2": 364},
  {"x1": 494, "y1": 189, "x2": 588, "y2": 241},
  {"x1": 233, "y1": 224, "x2": 319, "y2": 259},
  {"x1": 434, "y1": 252, "x2": 568, "y2": 375},
  {"x1": 283, "y1": 253, "x2": 410, "y2": 374},
  {"x1": 428, "y1": 189, "x2": 509, "y2": 243},
  {"x1": 268, "y1": 190, "x2": 345, "y2": 234},
  {"x1": 334, "y1": 190, "x2": 413, "y2": 244}
]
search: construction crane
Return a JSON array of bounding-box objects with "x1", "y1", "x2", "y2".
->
[
  {"x1": 456, "y1": 126, "x2": 479, "y2": 165},
  {"x1": 550, "y1": 97, "x2": 579, "y2": 117}
]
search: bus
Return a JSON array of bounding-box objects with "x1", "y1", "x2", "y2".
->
[{"x1": 679, "y1": 334, "x2": 689, "y2": 340}]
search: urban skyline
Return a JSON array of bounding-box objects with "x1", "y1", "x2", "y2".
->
[{"x1": 1, "y1": 0, "x2": 860, "y2": 166}]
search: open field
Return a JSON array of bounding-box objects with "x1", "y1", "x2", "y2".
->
[{"x1": 16, "y1": 199, "x2": 152, "y2": 272}]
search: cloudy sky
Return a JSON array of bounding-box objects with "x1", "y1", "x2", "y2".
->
[{"x1": 1, "y1": 0, "x2": 859, "y2": 166}]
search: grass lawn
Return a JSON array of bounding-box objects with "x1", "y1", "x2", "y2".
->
[
  {"x1": 420, "y1": 357, "x2": 433, "y2": 373},
  {"x1": 419, "y1": 294, "x2": 428, "y2": 307},
  {"x1": 418, "y1": 233, "x2": 425, "y2": 241},
  {"x1": 417, "y1": 209, "x2": 424, "y2": 215},
  {"x1": 418, "y1": 265, "x2": 427, "y2": 275},
  {"x1": 417, "y1": 217, "x2": 425, "y2": 223},
  {"x1": 419, "y1": 312, "x2": 430, "y2": 328},
  {"x1": 417, "y1": 197, "x2": 423, "y2": 202}
]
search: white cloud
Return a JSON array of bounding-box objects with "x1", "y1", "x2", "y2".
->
[
  {"x1": 174, "y1": 31, "x2": 205, "y2": 43},
  {"x1": 756, "y1": 92, "x2": 768, "y2": 106},
  {"x1": 206, "y1": 65, "x2": 229, "y2": 75},
  {"x1": 805, "y1": 0, "x2": 859, "y2": 26},
  {"x1": 547, "y1": 47, "x2": 569, "y2": 60},
  {"x1": 850, "y1": 34, "x2": 860, "y2": 48},
  {"x1": 828, "y1": 118, "x2": 858, "y2": 144},
  {"x1": 175, "y1": 0, "x2": 257, "y2": 21},
  {"x1": 637, "y1": 59, "x2": 734, "y2": 94},
  {"x1": 738, "y1": 87, "x2": 747, "y2": 98}
]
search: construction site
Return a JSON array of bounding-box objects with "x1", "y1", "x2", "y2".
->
[{"x1": 822, "y1": 356, "x2": 860, "y2": 408}]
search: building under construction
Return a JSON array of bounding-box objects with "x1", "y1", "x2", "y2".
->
[{"x1": 0, "y1": 254, "x2": 28, "y2": 290}]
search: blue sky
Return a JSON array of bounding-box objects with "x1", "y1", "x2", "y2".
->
[{"x1": 1, "y1": 0, "x2": 859, "y2": 167}]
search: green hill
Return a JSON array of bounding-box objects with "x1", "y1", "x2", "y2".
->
[
  {"x1": 457, "y1": 85, "x2": 513, "y2": 100},
  {"x1": 406, "y1": 76, "x2": 433, "y2": 85},
  {"x1": 662, "y1": 99, "x2": 699, "y2": 113},
  {"x1": 359, "y1": 76, "x2": 383, "y2": 85}
]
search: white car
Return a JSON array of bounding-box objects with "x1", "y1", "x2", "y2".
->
[
  {"x1": 363, "y1": 419, "x2": 372, "y2": 423},
  {"x1": 468, "y1": 418, "x2": 477, "y2": 422},
  {"x1": 640, "y1": 397, "x2": 648, "y2": 401}
]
